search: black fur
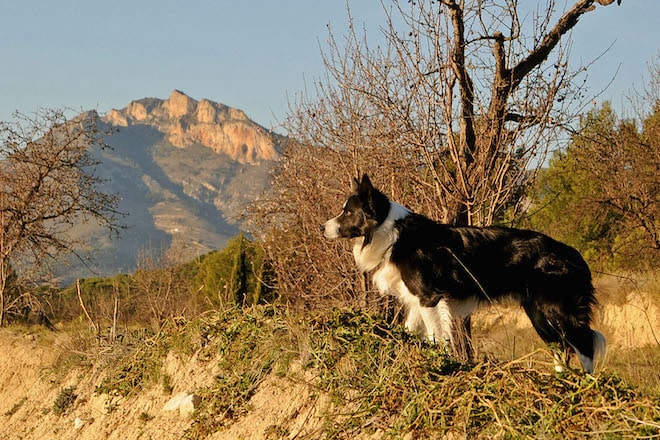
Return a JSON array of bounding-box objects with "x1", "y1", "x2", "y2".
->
[
  {"x1": 391, "y1": 212, "x2": 598, "y2": 359},
  {"x1": 322, "y1": 174, "x2": 605, "y2": 371}
]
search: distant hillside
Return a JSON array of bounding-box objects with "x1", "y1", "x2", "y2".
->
[{"x1": 60, "y1": 91, "x2": 281, "y2": 283}]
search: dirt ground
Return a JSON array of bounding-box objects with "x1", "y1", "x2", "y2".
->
[{"x1": 0, "y1": 327, "x2": 333, "y2": 440}]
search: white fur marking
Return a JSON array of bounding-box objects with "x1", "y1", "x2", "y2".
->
[
  {"x1": 404, "y1": 305, "x2": 425, "y2": 335},
  {"x1": 371, "y1": 263, "x2": 433, "y2": 338},
  {"x1": 419, "y1": 304, "x2": 449, "y2": 344},
  {"x1": 353, "y1": 202, "x2": 410, "y2": 272},
  {"x1": 553, "y1": 353, "x2": 566, "y2": 373},
  {"x1": 419, "y1": 299, "x2": 479, "y2": 345}
]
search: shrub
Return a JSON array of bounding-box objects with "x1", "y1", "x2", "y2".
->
[
  {"x1": 194, "y1": 234, "x2": 275, "y2": 308},
  {"x1": 53, "y1": 386, "x2": 77, "y2": 416}
]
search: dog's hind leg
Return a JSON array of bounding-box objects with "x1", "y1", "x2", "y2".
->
[
  {"x1": 522, "y1": 300, "x2": 606, "y2": 373},
  {"x1": 522, "y1": 300, "x2": 573, "y2": 370},
  {"x1": 552, "y1": 348, "x2": 572, "y2": 373}
]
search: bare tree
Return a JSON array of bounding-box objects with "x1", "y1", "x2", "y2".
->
[
  {"x1": 0, "y1": 109, "x2": 122, "y2": 326},
  {"x1": 251, "y1": 0, "x2": 620, "y2": 358},
  {"x1": 290, "y1": 0, "x2": 622, "y2": 225}
]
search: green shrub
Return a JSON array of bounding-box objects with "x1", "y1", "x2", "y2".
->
[
  {"x1": 53, "y1": 386, "x2": 77, "y2": 416},
  {"x1": 95, "y1": 329, "x2": 166, "y2": 397},
  {"x1": 185, "y1": 305, "x2": 289, "y2": 438},
  {"x1": 194, "y1": 234, "x2": 275, "y2": 308}
]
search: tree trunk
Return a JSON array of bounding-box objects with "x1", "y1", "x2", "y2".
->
[{"x1": 451, "y1": 204, "x2": 475, "y2": 363}]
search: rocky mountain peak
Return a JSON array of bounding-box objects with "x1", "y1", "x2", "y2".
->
[
  {"x1": 105, "y1": 90, "x2": 278, "y2": 164},
  {"x1": 167, "y1": 89, "x2": 196, "y2": 118}
]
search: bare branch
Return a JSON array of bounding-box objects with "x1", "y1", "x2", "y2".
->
[{"x1": 511, "y1": 0, "x2": 610, "y2": 90}]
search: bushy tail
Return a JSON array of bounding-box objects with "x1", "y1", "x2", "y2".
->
[
  {"x1": 593, "y1": 330, "x2": 607, "y2": 365},
  {"x1": 576, "y1": 330, "x2": 607, "y2": 373}
]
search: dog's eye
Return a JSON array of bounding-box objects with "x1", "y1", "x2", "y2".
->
[{"x1": 344, "y1": 211, "x2": 352, "y2": 216}]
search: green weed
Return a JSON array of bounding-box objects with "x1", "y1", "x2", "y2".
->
[
  {"x1": 138, "y1": 411, "x2": 154, "y2": 422},
  {"x1": 95, "y1": 328, "x2": 167, "y2": 397}
]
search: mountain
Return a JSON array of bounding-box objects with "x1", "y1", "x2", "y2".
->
[
  {"x1": 62, "y1": 91, "x2": 281, "y2": 282},
  {"x1": 105, "y1": 90, "x2": 278, "y2": 164}
]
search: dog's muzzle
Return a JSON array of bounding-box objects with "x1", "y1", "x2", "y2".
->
[{"x1": 321, "y1": 217, "x2": 341, "y2": 239}]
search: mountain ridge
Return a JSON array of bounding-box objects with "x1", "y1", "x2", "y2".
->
[
  {"x1": 104, "y1": 90, "x2": 280, "y2": 164},
  {"x1": 59, "y1": 91, "x2": 279, "y2": 282}
]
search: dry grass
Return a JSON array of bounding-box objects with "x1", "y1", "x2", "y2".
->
[
  {"x1": 297, "y1": 308, "x2": 660, "y2": 439},
  {"x1": 606, "y1": 346, "x2": 660, "y2": 395},
  {"x1": 45, "y1": 301, "x2": 660, "y2": 438}
]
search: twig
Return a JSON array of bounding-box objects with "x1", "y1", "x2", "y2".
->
[{"x1": 76, "y1": 278, "x2": 98, "y2": 336}]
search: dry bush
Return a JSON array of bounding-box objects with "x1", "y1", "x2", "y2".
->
[
  {"x1": 131, "y1": 247, "x2": 202, "y2": 328},
  {"x1": 249, "y1": 142, "x2": 411, "y2": 313}
]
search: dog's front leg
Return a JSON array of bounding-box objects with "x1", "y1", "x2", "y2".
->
[
  {"x1": 418, "y1": 301, "x2": 453, "y2": 347},
  {"x1": 404, "y1": 305, "x2": 425, "y2": 335}
]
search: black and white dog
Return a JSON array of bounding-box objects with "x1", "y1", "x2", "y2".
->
[{"x1": 321, "y1": 174, "x2": 606, "y2": 373}]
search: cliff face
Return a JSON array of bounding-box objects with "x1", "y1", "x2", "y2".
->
[{"x1": 105, "y1": 90, "x2": 279, "y2": 164}]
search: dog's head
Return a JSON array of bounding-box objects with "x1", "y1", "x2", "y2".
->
[{"x1": 321, "y1": 174, "x2": 390, "y2": 245}]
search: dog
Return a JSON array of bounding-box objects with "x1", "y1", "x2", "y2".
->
[{"x1": 321, "y1": 174, "x2": 606, "y2": 373}]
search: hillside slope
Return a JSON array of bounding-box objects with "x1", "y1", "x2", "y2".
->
[{"x1": 1, "y1": 289, "x2": 658, "y2": 439}]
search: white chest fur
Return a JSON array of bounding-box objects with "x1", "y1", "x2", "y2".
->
[
  {"x1": 372, "y1": 261, "x2": 418, "y2": 305},
  {"x1": 350, "y1": 201, "x2": 477, "y2": 343},
  {"x1": 351, "y1": 202, "x2": 419, "y2": 309},
  {"x1": 352, "y1": 202, "x2": 409, "y2": 273}
]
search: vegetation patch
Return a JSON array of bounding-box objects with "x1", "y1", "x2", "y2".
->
[
  {"x1": 185, "y1": 305, "x2": 291, "y2": 439},
  {"x1": 9, "y1": 300, "x2": 658, "y2": 438},
  {"x1": 4, "y1": 397, "x2": 27, "y2": 417},
  {"x1": 52, "y1": 386, "x2": 77, "y2": 416},
  {"x1": 290, "y1": 308, "x2": 660, "y2": 438},
  {"x1": 184, "y1": 306, "x2": 660, "y2": 438},
  {"x1": 95, "y1": 328, "x2": 169, "y2": 398}
]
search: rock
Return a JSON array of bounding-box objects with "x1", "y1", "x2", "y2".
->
[
  {"x1": 163, "y1": 392, "x2": 201, "y2": 417},
  {"x1": 74, "y1": 417, "x2": 85, "y2": 430},
  {"x1": 178, "y1": 394, "x2": 201, "y2": 417},
  {"x1": 167, "y1": 90, "x2": 196, "y2": 119},
  {"x1": 163, "y1": 392, "x2": 187, "y2": 411},
  {"x1": 196, "y1": 99, "x2": 217, "y2": 123}
]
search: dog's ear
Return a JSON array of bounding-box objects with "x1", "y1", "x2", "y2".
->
[{"x1": 357, "y1": 174, "x2": 373, "y2": 196}]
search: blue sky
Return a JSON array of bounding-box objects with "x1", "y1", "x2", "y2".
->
[{"x1": 1, "y1": 1, "x2": 658, "y2": 131}]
